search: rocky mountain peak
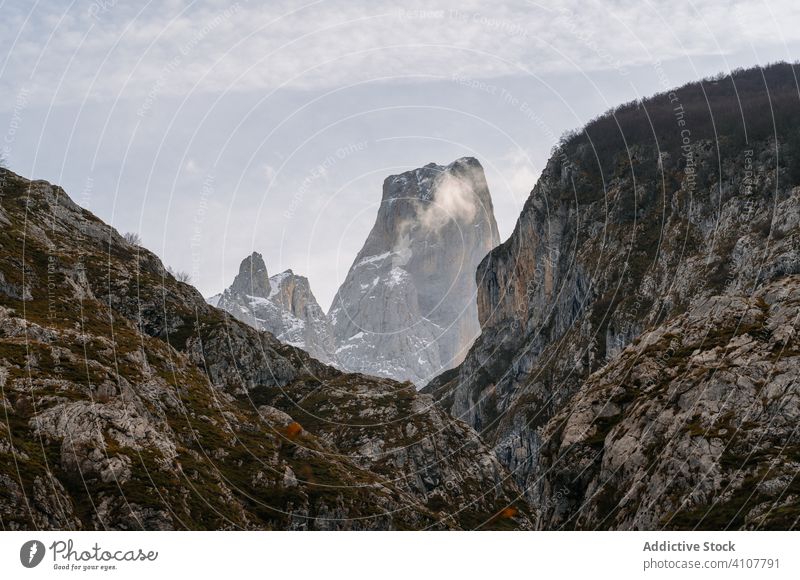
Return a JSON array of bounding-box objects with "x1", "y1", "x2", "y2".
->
[
  {"x1": 208, "y1": 158, "x2": 500, "y2": 385},
  {"x1": 376, "y1": 156, "x2": 495, "y2": 231},
  {"x1": 329, "y1": 157, "x2": 500, "y2": 386},
  {"x1": 211, "y1": 259, "x2": 337, "y2": 365},
  {"x1": 268, "y1": 270, "x2": 314, "y2": 316},
  {"x1": 229, "y1": 251, "x2": 271, "y2": 297}
]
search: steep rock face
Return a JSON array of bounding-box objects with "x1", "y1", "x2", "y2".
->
[
  {"x1": 211, "y1": 253, "x2": 336, "y2": 365},
  {"x1": 261, "y1": 373, "x2": 531, "y2": 529},
  {"x1": 537, "y1": 276, "x2": 800, "y2": 530},
  {"x1": 0, "y1": 169, "x2": 529, "y2": 530},
  {"x1": 330, "y1": 157, "x2": 500, "y2": 386},
  {"x1": 425, "y1": 63, "x2": 800, "y2": 525}
]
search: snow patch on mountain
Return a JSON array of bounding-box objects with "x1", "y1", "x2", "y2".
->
[
  {"x1": 328, "y1": 157, "x2": 500, "y2": 387},
  {"x1": 207, "y1": 255, "x2": 336, "y2": 364}
]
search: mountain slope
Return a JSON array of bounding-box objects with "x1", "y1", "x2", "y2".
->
[
  {"x1": 0, "y1": 168, "x2": 529, "y2": 530},
  {"x1": 211, "y1": 253, "x2": 336, "y2": 365},
  {"x1": 538, "y1": 275, "x2": 800, "y2": 530},
  {"x1": 425, "y1": 63, "x2": 800, "y2": 528},
  {"x1": 329, "y1": 157, "x2": 500, "y2": 386}
]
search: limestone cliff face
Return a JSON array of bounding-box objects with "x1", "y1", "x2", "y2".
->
[
  {"x1": 537, "y1": 276, "x2": 800, "y2": 530},
  {"x1": 0, "y1": 168, "x2": 530, "y2": 530},
  {"x1": 425, "y1": 63, "x2": 800, "y2": 528},
  {"x1": 212, "y1": 253, "x2": 336, "y2": 365},
  {"x1": 329, "y1": 157, "x2": 500, "y2": 386}
]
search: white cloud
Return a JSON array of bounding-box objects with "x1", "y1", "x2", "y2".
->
[
  {"x1": 419, "y1": 169, "x2": 479, "y2": 231},
  {"x1": 262, "y1": 163, "x2": 277, "y2": 183},
  {"x1": 4, "y1": 0, "x2": 799, "y2": 308},
  {"x1": 3, "y1": 0, "x2": 800, "y2": 110},
  {"x1": 499, "y1": 148, "x2": 539, "y2": 199}
]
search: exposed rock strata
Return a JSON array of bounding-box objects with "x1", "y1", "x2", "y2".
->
[
  {"x1": 426, "y1": 63, "x2": 800, "y2": 529},
  {"x1": 330, "y1": 157, "x2": 500, "y2": 386},
  {"x1": 0, "y1": 169, "x2": 528, "y2": 530},
  {"x1": 211, "y1": 253, "x2": 336, "y2": 365}
]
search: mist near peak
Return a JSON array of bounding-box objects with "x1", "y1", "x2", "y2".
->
[{"x1": 418, "y1": 170, "x2": 481, "y2": 232}]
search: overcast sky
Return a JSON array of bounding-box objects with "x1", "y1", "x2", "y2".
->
[{"x1": 2, "y1": 0, "x2": 799, "y2": 309}]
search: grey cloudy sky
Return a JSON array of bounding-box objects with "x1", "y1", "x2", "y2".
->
[{"x1": 2, "y1": 0, "x2": 799, "y2": 309}]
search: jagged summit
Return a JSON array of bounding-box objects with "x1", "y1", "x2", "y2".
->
[
  {"x1": 210, "y1": 256, "x2": 336, "y2": 364},
  {"x1": 378, "y1": 157, "x2": 493, "y2": 210},
  {"x1": 329, "y1": 157, "x2": 500, "y2": 386},
  {"x1": 209, "y1": 158, "x2": 500, "y2": 386},
  {"x1": 208, "y1": 158, "x2": 500, "y2": 385},
  {"x1": 229, "y1": 251, "x2": 271, "y2": 296}
]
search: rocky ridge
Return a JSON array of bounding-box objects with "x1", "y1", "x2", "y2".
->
[
  {"x1": 0, "y1": 168, "x2": 529, "y2": 530},
  {"x1": 425, "y1": 63, "x2": 800, "y2": 529},
  {"x1": 210, "y1": 253, "x2": 336, "y2": 365},
  {"x1": 538, "y1": 275, "x2": 800, "y2": 529}
]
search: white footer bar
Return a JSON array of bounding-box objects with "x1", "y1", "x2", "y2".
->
[{"x1": 1, "y1": 531, "x2": 797, "y2": 579}]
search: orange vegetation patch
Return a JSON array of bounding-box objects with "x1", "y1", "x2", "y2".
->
[
  {"x1": 499, "y1": 507, "x2": 518, "y2": 519},
  {"x1": 285, "y1": 422, "x2": 303, "y2": 439}
]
